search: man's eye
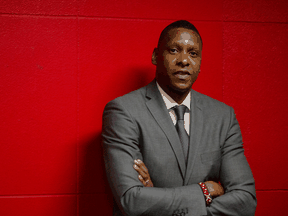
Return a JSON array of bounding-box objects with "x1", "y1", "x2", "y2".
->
[
  {"x1": 170, "y1": 48, "x2": 178, "y2": 53},
  {"x1": 190, "y1": 51, "x2": 197, "y2": 57}
]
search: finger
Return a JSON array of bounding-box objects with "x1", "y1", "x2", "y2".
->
[
  {"x1": 140, "y1": 175, "x2": 152, "y2": 187},
  {"x1": 134, "y1": 165, "x2": 148, "y2": 180},
  {"x1": 133, "y1": 164, "x2": 142, "y2": 175},
  {"x1": 134, "y1": 159, "x2": 146, "y2": 172},
  {"x1": 146, "y1": 180, "x2": 154, "y2": 187},
  {"x1": 138, "y1": 169, "x2": 148, "y2": 180},
  {"x1": 133, "y1": 164, "x2": 148, "y2": 180},
  {"x1": 138, "y1": 175, "x2": 146, "y2": 186},
  {"x1": 135, "y1": 159, "x2": 148, "y2": 174},
  {"x1": 138, "y1": 160, "x2": 149, "y2": 173}
]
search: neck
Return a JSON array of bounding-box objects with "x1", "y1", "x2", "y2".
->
[{"x1": 159, "y1": 83, "x2": 190, "y2": 104}]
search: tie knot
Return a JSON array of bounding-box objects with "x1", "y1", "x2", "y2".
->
[{"x1": 173, "y1": 105, "x2": 188, "y2": 120}]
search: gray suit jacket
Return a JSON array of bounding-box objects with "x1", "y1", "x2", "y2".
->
[{"x1": 102, "y1": 80, "x2": 256, "y2": 216}]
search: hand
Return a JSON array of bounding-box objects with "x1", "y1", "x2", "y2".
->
[
  {"x1": 204, "y1": 181, "x2": 224, "y2": 197},
  {"x1": 133, "y1": 159, "x2": 154, "y2": 187}
]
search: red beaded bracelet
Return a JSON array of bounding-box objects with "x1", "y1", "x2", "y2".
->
[{"x1": 198, "y1": 182, "x2": 212, "y2": 205}]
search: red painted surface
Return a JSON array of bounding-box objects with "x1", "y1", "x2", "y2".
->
[
  {"x1": 223, "y1": 22, "x2": 288, "y2": 191},
  {"x1": 0, "y1": 0, "x2": 287, "y2": 215},
  {"x1": 0, "y1": 195, "x2": 77, "y2": 216},
  {"x1": 223, "y1": 0, "x2": 288, "y2": 22},
  {"x1": 256, "y1": 191, "x2": 286, "y2": 216},
  {"x1": 0, "y1": 16, "x2": 78, "y2": 195},
  {"x1": 0, "y1": 0, "x2": 78, "y2": 15},
  {"x1": 78, "y1": 0, "x2": 223, "y2": 21}
]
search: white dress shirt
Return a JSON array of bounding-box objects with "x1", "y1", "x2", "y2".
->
[{"x1": 156, "y1": 82, "x2": 190, "y2": 135}]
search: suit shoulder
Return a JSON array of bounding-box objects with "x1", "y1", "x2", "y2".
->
[
  {"x1": 104, "y1": 85, "x2": 147, "y2": 111},
  {"x1": 193, "y1": 90, "x2": 233, "y2": 113}
]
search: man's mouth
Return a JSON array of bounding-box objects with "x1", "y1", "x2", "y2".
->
[{"x1": 174, "y1": 71, "x2": 190, "y2": 79}]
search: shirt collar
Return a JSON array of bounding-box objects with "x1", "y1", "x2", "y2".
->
[{"x1": 156, "y1": 82, "x2": 191, "y2": 111}]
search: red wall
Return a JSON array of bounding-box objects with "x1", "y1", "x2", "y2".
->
[{"x1": 0, "y1": 0, "x2": 287, "y2": 215}]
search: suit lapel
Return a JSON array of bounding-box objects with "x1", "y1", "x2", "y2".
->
[
  {"x1": 145, "y1": 80, "x2": 186, "y2": 179},
  {"x1": 184, "y1": 90, "x2": 203, "y2": 184}
]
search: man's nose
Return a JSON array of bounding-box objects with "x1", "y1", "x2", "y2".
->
[{"x1": 177, "y1": 51, "x2": 190, "y2": 66}]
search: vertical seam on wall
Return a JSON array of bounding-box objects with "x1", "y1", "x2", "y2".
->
[
  {"x1": 222, "y1": 21, "x2": 224, "y2": 102},
  {"x1": 222, "y1": 1, "x2": 224, "y2": 103},
  {"x1": 76, "y1": 0, "x2": 80, "y2": 215}
]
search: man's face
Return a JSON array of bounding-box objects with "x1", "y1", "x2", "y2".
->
[{"x1": 154, "y1": 27, "x2": 202, "y2": 93}]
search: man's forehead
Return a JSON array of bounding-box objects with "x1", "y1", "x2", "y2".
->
[
  {"x1": 169, "y1": 28, "x2": 198, "y2": 39},
  {"x1": 178, "y1": 32, "x2": 195, "y2": 45},
  {"x1": 166, "y1": 28, "x2": 200, "y2": 45},
  {"x1": 158, "y1": 27, "x2": 202, "y2": 49}
]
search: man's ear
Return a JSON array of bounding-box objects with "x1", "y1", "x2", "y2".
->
[{"x1": 151, "y1": 48, "x2": 158, "y2": 65}]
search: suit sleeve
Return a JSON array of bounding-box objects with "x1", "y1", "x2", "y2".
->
[
  {"x1": 102, "y1": 99, "x2": 207, "y2": 216},
  {"x1": 206, "y1": 107, "x2": 257, "y2": 216}
]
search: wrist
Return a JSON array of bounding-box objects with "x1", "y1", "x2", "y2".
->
[{"x1": 198, "y1": 182, "x2": 212, "y2": 206}]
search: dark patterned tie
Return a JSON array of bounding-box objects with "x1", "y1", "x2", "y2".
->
[{"x1": 173, "y1": 105, "x2": 189, "y2": 163}]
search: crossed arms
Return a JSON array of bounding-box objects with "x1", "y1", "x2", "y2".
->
[
  {"x1": 133, "y1": 159, "x2": 224, "y2": 198},
  {"x1": 102, "y1": 98, "x2": 257, "y2": 216}
]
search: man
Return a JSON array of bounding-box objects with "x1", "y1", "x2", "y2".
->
[{"x1": 102, "y1": 20, "x2": 256, "y2": 216}]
